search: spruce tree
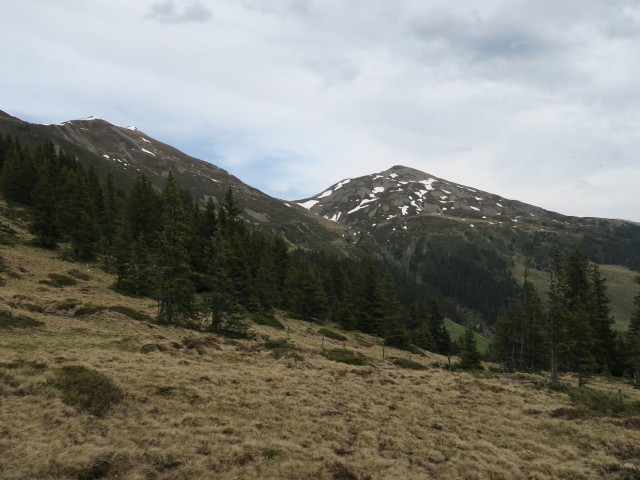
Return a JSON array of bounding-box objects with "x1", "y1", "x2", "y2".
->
[
  {"x1": 589, "y1": 264, "x2": 616, "y2": 373},
  {"x1": 427, "y1": 300, "x2": 451, "y2": 355},
  {"x1": 627, "y1": 276, "x2": 640, "y2": 383},
  {"x1": 458, "y1": 322, "x2": 483, "y2": 370},
  {"x1": 0, "y1": 140, "x2": 37, "y2": 205},
  {"x1": 156, "y1": 173, "x2": 198, "y2": 325}
]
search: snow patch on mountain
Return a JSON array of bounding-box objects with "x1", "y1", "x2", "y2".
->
[
  {"x1": 334, "y1": 179, "x2": 351, "y2": 190},
  {"x1": 298, "y1": 199, "x2": 319, "y2": 210},
  {"x1": 348, "y1": 198, "x2": 377, "y2": 214}
]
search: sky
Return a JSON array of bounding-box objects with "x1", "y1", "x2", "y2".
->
[{"x1": 1, "y1": 0, "x2": 639, "y2": 222}]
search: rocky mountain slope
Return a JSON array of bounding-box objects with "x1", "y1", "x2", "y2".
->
[{"x1": 296, "y1": 165, "x2": 550, "y2": 226}]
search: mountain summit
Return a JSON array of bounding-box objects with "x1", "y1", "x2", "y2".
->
[{"x1": 296, "y1": 165, "x2": 549, "y2": 228}]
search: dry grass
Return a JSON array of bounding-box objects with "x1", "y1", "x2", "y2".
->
[{"x1": 1, "y1": 238, "x2": 640, "y2": 479}]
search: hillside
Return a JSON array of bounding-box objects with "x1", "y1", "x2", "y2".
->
[
  {"x1": 2, "y1": 204, "x2": 640, "y2": 479},
  {"x1": 513, "y1": 261, "x2": 639, "y2": 331},
  {"x1": 0, "y1": 110, "x2": 346, "y2": 251}
]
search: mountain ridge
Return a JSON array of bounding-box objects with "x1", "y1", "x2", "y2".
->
[{"x1": 2, "y1": 110, "x2": 639, "y2": 325}]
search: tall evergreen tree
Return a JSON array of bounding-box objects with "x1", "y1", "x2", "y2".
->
[
  {"x1": 458, "y1": 322, "x2": 483, "y2": 370},
  {"x1": 0, "y1": 140, "x2": 37, "y2": 205},
  {"x1": 156, "y1": 173, "x2": 198, "y2": 325},
  {"x1": 627, "y1": 276, "x2": 640, "y2": 383}
]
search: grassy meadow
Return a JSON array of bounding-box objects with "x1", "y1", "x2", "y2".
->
[{"x1": 1, "y1": 208, "x2": 640, "y2": 479}]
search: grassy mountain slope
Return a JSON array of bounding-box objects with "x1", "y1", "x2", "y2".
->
[
  {"x1": 0, "y1": 110, "x2": 347, "y2": 251},
  {"x1": 2, "y1": 204, "x2": 640, "y2": 480},
  {"x1": 513, "y1": 262, "x2": 638, "y2": 331}
]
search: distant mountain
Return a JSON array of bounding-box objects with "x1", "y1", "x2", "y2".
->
[
  {"x1": 295, "y1": 165, "x2": 640, "y2": 323},
  {"x1": 295, "y1": 164, "x2": 552, "y2": 225},
  {"x1": 0, "y1": 110, "x2": 345, "y2": 250}
]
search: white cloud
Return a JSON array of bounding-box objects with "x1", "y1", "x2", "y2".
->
[
  {"x1": 1, "y1": 0, "x2": 639, "y2": 221},
  {"x1": 147, "y1": 0, "x2": 213, "y2": 24}
]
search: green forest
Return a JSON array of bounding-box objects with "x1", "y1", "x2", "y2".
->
[{"x1": 1, "y1": 134, "x2": 639, "y2": 380}]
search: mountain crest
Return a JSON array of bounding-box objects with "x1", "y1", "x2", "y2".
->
[{"x1": 295, "y1": 165, "x2": 548, "y2": 227}]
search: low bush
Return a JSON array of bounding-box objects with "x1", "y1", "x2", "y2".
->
[
  {"x1": 321, "y1": 348, "x2": 368, "y2": 366},
  {"x1": 252, "y1": 311, "x2": 285, "y2": 330},
  {"x1": 262, "y1": 339, "x2": 299, "y2": 359},
  {"x1": 140, "y1": 343, "x2": 169, "y2": 354},
  {"x1": 564, "y1": 387, "x2": 640, "y2": 417},
  {"x1": 23, "y1": 303, "x2": 44, "y2": 313},
  {"x1": 49, "y1": 365, "x2": 124, "y2": 416},
  {"x1": 40, "y1": 273, "x2": 78, "y2": 288},
  {"x1": 55, "y1": 299, "x2": 79, "y2": 311},
  {"x1": 318, "y1": 328, "x2": 347, "y2": 342},
  {"x1": 108, "y1": 305, "x2": 152, "y2": 322},
  {"x1": 0, "y1": 310, "x2": 44, "y2": 329},
  {"x1": 67, "y1": 269, "x2": 91, "y2": 281},
  {"x1": 393, "y1": 358, "x2": 427, "y2": 370}
]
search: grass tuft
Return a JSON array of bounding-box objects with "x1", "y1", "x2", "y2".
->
[
  {"x1": 49, "y1": 365, "x2": 124, "y2": 416},
  {"x1": 74, "y1": 304, "x2": 107, "y2": 317},
  {"x1": 321, "y1": 348, "x2": 368, "y2": 366},
  {"x1": 393, "y1": 357, "x2": 427, "y2": 370}
]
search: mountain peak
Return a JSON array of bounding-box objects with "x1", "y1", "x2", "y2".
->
[{"x1": 295, "y1": 165, "x2": 548, "y2": 227}]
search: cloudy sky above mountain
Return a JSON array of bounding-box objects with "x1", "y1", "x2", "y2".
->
[{"x1": 2, "y1": 0, "x2": 640, "y2": 221}]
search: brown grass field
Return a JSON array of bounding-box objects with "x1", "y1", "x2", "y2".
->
[{"x1": 1, "y1": 210, "x2": 640, "y2": 479}]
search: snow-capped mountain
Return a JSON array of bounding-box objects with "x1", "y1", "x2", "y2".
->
[{"x1": 295, "y1": 165, "x2": 552, "y2": 228}]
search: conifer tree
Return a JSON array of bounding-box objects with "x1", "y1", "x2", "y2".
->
[
  {"x1": 30, "y1": 154, "x2": 61, "y2": 248},
  {"x1": 627, "y1": 276, "x2": 640, "y2": 383},
  {"x1": 156, "y1": 173, "x2": 198, "y2": 325},
  {"x1": 0, "y1": 140, "x2": 37, "y2": 205},
  {"x1": 589, "y1": 264, "x2": 616, "y2": 373},
  {"x1": 458, "y1": 322, "x2": 483, "y2": 370}
]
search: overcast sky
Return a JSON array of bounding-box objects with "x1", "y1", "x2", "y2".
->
[{"x1": 1, "y1": 1, "x2": 639, "y2": 221}]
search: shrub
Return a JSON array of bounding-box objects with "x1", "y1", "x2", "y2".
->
[
  {"x1": 262, "y1": 339, "x2": 299, "y2": 359},
  {"x1": 55, "y1": 299, "x2": 79, "y2": 311},
  {"x1": 108, "y1": 306, "x2": 152, "y2": 322},
  {"x1": 67, "y1": 269, "x2": 91, "y2": 281},
  {"x1": 0, "y1": 310, "x2": 44, "y2": 329},
  {"x1": 23, "y1": 303, "x2": 44, "y2": 313},
  {"x1": 318, "y1": 328, "x2": 347, "y2": 342},
  {"x1": 564, "y1": 387, "x2": 640, "y2": 417},
  {"x1": 40, "y1": 273, "x2": 78, "y2": 288},
  {"x1": 50, "y1": 365, "x2": 124, "y2": 416},
  {"x1": 393, "y1": 358, "x2": 427, "y2": 370},
  {"x1": 140, "y1": 343, "x2": 169, "y2": 354},
  {"x1": 252, "y1": 311, "x2": 285, "y2": 330},
  {"x1": 321, "y1": 348, "x2": 368, "y2": 366}
]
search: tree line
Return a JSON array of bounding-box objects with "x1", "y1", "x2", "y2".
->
[
  {"x1": 490, "y1": 249, "x2": 640, "y2": 383},
  {"x1": 0, "y1": 135, "x2": 451, "y2": 355}
]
